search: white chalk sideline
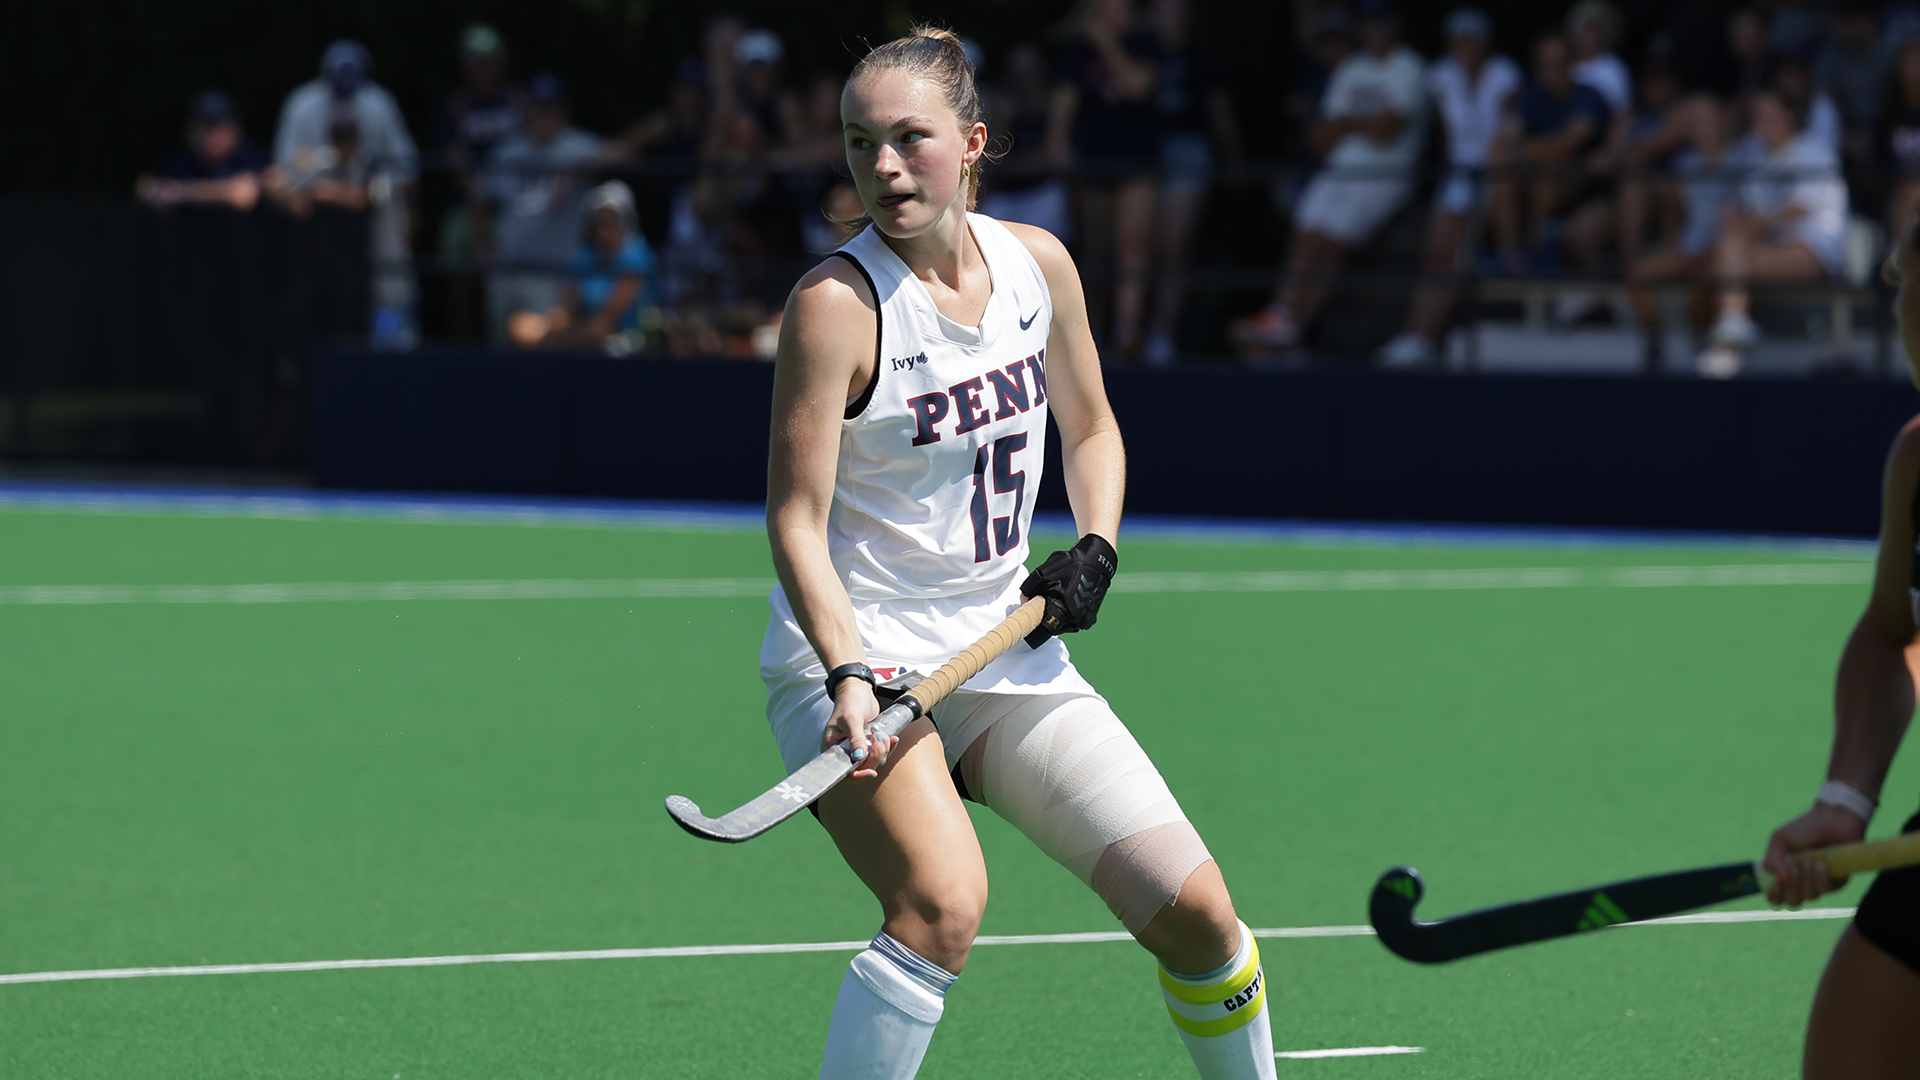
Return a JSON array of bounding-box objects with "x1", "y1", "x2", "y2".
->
[{"x1": 0, "y1": 907, "x2": 1854, "y2": 987}]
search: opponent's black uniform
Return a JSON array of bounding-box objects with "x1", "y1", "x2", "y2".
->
[{"x1": 1851, "y1": 485, "x2": 1920, "y2": 975}]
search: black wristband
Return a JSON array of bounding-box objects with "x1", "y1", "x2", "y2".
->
[{"x1": 824, "y1": 662, "x2": 877, "y2": 696}]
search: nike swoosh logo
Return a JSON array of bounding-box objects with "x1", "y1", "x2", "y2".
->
[{"x1": 1019, "y1": 308, "x2": 1041, "y2": 331}]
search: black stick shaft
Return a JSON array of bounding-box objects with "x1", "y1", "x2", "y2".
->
[{"x1": 1370, "y1": 861, "x2": 1764, "y2": 964}]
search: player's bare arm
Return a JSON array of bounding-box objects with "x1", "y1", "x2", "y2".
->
[
  {"x1": 1765, "y1": 417, "x2": 1920, "y2": 905},
  {"x1": 1004, "y1": 221, "x2": 1124, "y2": 546},
  {"x1": 767, "y1": 259, "x2": 892, "y2": 775}
]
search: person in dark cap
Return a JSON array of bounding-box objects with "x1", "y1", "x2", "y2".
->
[
  {"x1": 480, "y1": 73, "x2": 606, "y2": 345},
  {"x1": 137, "y1": 91, "x2": 269, "y2": 211},
  {"x1": 437, "y1": 25, "x2": 524, "y2": 180},
  {"x1": 435, "y1": 23, "x2": 526, "y2": 339},
  {"x1": 273, "y1": 39, "x2": 416, "y2": 192},
  {"x1": 271, "y1": 39, "x2": 422, "y2": 348}
]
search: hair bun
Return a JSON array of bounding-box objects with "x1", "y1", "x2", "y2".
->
[{"x1": 912, "y1": 26, "x2": 964, "y2": 49}]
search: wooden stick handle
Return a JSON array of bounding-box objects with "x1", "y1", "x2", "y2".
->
[
  {"x1": 1813, "y1": 830, "x2": 1920, "y2": 880},
  {"x1": 902, "y1": 597, "x2": 1047, "y2": 716}
]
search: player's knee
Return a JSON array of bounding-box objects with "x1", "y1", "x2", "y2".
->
[
  {"x1": 1136, "y1": 862, "x2": 1241, "y2": 975},
  {"x1": 894, "y1": 878, "x2": 986, "y2": 971}
]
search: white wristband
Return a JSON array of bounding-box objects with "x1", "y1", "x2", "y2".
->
[{"x1": 1814, "y1": 779, "x2": 1877, "y2": 823}]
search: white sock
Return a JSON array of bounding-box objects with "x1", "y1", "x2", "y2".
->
[
  {"x1": 1160, "y1": 921, "x2": 1276, "y2": 1080},
  {"x1": 819, "y1": 932, "x2": 956, "y2": 1080}
]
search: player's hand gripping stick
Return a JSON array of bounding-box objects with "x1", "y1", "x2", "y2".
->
[
  {"x1": 1368, "y1": 830, "x2": 1920, "y2": 963},
  {"x1": 664, "y1": 597, "x2": 1047, "y2": 843}
]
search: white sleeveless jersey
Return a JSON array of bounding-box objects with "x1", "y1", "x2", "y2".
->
[{"x1": 761, "y1": 214, "x2": 1093, "y2": 695}]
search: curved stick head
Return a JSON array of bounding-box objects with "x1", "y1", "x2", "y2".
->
[
  {"x1": 664, "y1": 795, "x2": 731, "y2": 842},
  {"x1": 1369, "y1": 866, "x2": 1435, "y2": 962}
]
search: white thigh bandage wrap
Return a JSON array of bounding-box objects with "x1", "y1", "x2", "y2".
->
[{"x1": 967, "y1": 694, "x2": 1212, "y2": 933}]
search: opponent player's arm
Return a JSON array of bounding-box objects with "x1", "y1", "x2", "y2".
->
[
  {"x1": 766, "y1": 260, "x2": 890, "y2": 771},
  {"x1": 1765, "y1": 419, "x2": 1920, "y2": 904},
  {"x1": 1005, "y1": 222, "x2": 1123, "y2": 546}
]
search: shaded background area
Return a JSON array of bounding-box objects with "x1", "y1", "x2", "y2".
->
[
  {"x1": 7, "y1": 0, "x2": 1292, "y2": 197},
  {"x1": 6, "y1": 0, "x2": 1917, "y2": 535}
]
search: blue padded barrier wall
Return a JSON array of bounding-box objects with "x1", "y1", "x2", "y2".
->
[{"x1": 314, "y1": 348, "x2": 1918, "y2": 536}]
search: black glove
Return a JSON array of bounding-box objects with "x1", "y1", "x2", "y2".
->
[{"x1": 1019, "y1": 533, "x2": 1118, "y2": 648}]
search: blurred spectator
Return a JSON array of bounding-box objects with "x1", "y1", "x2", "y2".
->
[
  {"x1": 272, "y1": 40, "x2": 420, "y2": 349},
  {"x1": 1614, "y1": 56, "x2": 1691, "y2": 260},
  {"x1": 1763, "y1": 54, "x2": 1843, "y2": 158},
  {"x1": 714, "y1": 29, "x2": 804, "y2": 308},
  {"x1": 1568, "y1": 2, "x2": 1631, "y2": 118},
  {"x1": 137, "y1": 91, "x2": 267, "y2": 212},
  {"x1": 1696, "y1": 87, "x2": 1848, "y2": 376},
  {"x1": 1555, "y1": 3, "x2": 1634, "y2": 315},
  {"x1": 1283, "y1": 9, "x2": 1357, "y2": 170},
  {"x1": 1727, "y1": 8, "x2": 1773, "y2": 100},
  {"x1": 1879, "y1": 40, "x2": 1920, "y2": 225},
  {"x1": 1231, "y1": 0, "x2": 1423, "y2": 350},
  {"x1": 980, "y1": 43, "x2": 1074, "y2": 239},
  {"x1": 772, "y1": 73, "x2": 851, "y2": 256},
  {"x1": 1050, "y1": 0, "x2": 1163, "y2": 356},
  {"x1": 654, "y1": 19, "x2": 748, "y2": 330},
  {"x1": 507, "y1": 181, "x2": 656, "y2": 351},
  {"x1": 436, "y1": 25, "x2": 523, "y2": 200},
  {"x1": 1815, "y1": 2, "x2": 1891, "y2": 170},
  {"x1": 1625, "y1": 95, "x2": 1739, "y2": 365},
  {"x1": 612, "y1": 58, "x2": 709, "y2": 162},
  {"x1": 721, "y1": 29, "x2": 795, "y2": 153},
  {"x1": 1488, "y1": 33, "x2": 1611, "y2": 274},
  {"x1": 481, "y1": 74, "x2": 604, "y2": 345},
  {"x1": 434, "y1": 24, "x2": 524, "y2": 341},
  {"x1": 1377, "y1": 7, "x2": 1520, "y2": 367},
  {"x1": 610, "y1": 57, "x2": 711, "y2": 321},
  {"x1": 1141, "y1": 0, "x2": 1242, "y2": 365}
]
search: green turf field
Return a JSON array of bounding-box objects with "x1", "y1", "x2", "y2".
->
[{"x1": 1, "y1": 501, "x2": 1912, "y2": 1078}]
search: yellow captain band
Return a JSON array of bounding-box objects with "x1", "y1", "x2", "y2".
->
[
  {"x1": 1163, "y1": 974, "x2": 1266, "y2": 1037},
  {"x1": 1157, "y1": 938, "x2": 1261, "y2": 1005}
]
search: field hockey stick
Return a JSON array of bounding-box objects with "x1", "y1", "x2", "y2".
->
[
  {"x1": 664, "y1": 596, "x2": 1047, "y2": 843},
  {"x1": 1368, "y1": 830, "x2": 1920, "y2": 964}
]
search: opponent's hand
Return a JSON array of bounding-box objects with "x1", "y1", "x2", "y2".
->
[
  {"x1": 821, "y1": 678, "x2": 897, "y2": 780},
  {"x1": 1763, "y1": 803, "x2": 1868, "y2": 907},
  {"x1": 1019, "y1": 533, "x2": 1118, "y2": 648}
]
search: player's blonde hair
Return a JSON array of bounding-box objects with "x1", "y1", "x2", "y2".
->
[{"x1": 836, "y1": 26, "x2": 985, "y2": 236}]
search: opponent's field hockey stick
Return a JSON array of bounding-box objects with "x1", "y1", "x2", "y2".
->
[
  {"x1": 1369, "y1": 831, "x2": 1920, "y2": 963},
  {"x1": 664, "y1": 596, "x2": 1047, "y2": 843}
]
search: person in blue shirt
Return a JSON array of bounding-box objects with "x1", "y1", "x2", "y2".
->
[
  {"x1": 1488, "y1": 33, "x2": 1612, "y2": 273},
  {"x1": 507, "y1": 180, "x2": 657, "y2": 349}
]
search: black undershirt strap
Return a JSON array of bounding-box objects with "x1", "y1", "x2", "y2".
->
[{"x1": 827, "y1": 250, "x2": 883, "y2": 420}]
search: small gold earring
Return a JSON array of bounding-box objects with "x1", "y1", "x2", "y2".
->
[{"x1": 962, "y1": 162, "x2": 970, "y2": 179}]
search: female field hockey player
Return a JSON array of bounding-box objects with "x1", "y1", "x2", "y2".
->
[
  {"x1": 762, "y1": 27, "x2": 1275, "y2": 1080},
  {"x1": 1762, "y1": 207, "x2": 1920, "y2": 1077}
]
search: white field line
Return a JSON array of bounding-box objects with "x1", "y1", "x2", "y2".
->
[
  {"x1": 0, "y1": 909, "x2": 1854, "y2": 988},
  {"x1": 0, "y1": 564, "x2": 1870, "y2": 606},
  {"x1": 1632, "y1": 906, "x2": 1856, "y2": 926},
  {"x1": 1277, "y1": 1046, "x2": 1425, "y2": 1060}
]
